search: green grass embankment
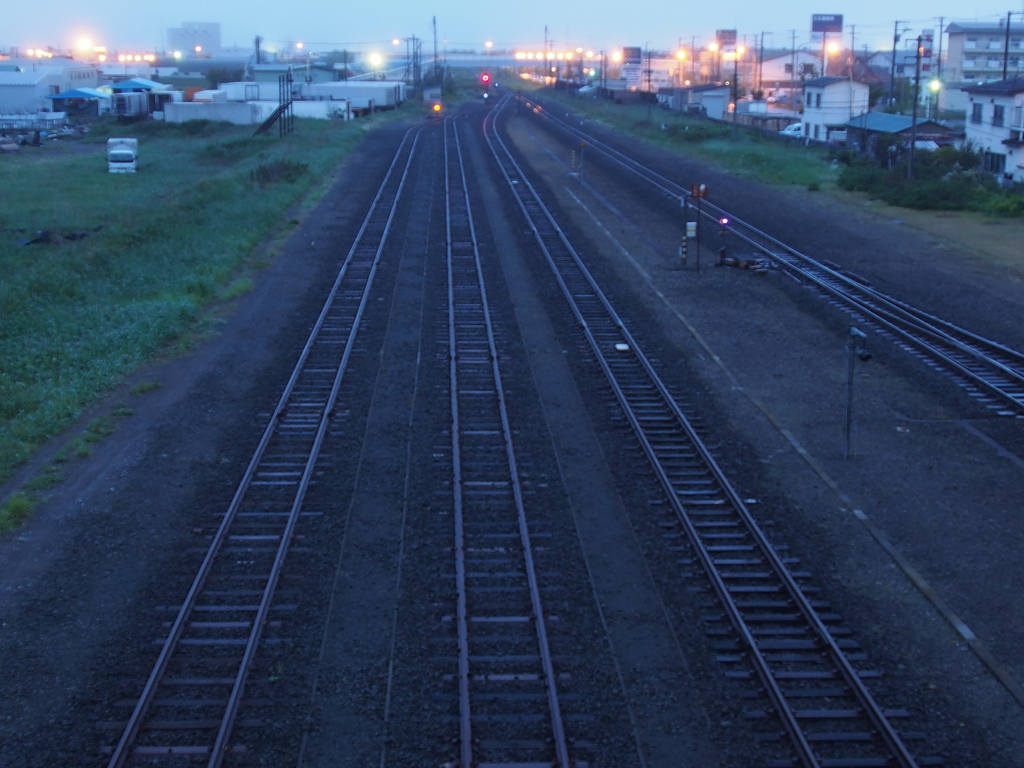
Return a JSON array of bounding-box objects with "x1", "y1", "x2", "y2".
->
[
  {"x1": 0, "y1": 110, "x2": 411, "y2": 514},
  {"x1": 530, "y1": 88, "x2": 836, "y2": 189}
]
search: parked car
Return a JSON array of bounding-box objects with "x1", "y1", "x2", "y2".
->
[{"x1": 779, "y1": 123, "x2": 803, "y2": 137}]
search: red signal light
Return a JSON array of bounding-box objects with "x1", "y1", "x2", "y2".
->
[{"x1": 481, "y1": 72, "x2": 491, "y2": 84}]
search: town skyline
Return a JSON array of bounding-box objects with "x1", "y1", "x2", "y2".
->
[{"x1": 4, "y1": 1, "x2": 1023, "y2": 58}]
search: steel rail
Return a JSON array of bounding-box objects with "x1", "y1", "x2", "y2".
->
[
  {"x1": 107, "y1": 126, "x2": 422, "y2": 768},
  {"x1": 519, "y1": 96, "x2": 1024, "y2": 412},
  {"x1": 487, "y1": 94, "x2": 921, "y2": 768},
  {"x1": 445, "y1": 114, "x2": 571, "y2": 768}
]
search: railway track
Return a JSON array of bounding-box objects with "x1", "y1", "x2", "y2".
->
[
  {"x1": 441, "y1": 114, "x2": 577, "y2": 768},
  {"x1": 487, "y1": 94, "x2": 939, "y2": 768},
  {"x1": 103, "y1": 127, "x2": 422, "y2": 767},
  {"x1": 518, "y1": 95, "x2": 1024, "y2": 417}
]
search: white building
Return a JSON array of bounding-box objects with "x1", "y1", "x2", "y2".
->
[
  {"x1": 0, "y1": 58, "x2": 99, "y2": 113},
  {"x1": 801, "y1": 76, "x2": 869, "y2": 141},
  {"x1": 964, "y1": 77, "x2": 1024, "y2": 184},
  {"x1": 759, "y1": 49, "x2": 825, "y2": 97},
  {"x1": 946, "y1": 21, "x2": 1024, "y2": 85}
]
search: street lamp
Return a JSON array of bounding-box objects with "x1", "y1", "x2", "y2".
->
[
  {"x1": 732, "y1": 45, "x2": 745, "y2": 137},
  {"x1": 709, "y1": 41, "x2": 720, "y2": 81},
  {"x1": 824, "y1": 40, "x2": 839, "y2": 76}
]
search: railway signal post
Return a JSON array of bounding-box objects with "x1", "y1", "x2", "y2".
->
[
  {"x1": 690, "y1": 183, "x2": 707, "y2": 271},
  {"x1": 845, "y1": 326, "x2": 870, "y2": 459}
]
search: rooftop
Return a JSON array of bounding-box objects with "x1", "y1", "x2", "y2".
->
[
  {"x1": 803, "y1": 76, "x2": 852, "y2": 88},
  {"x1": 963, "y1": 76, "x2": 1024, "y2": 95},
  {"x1": 845, "y1": 112, "x2": 947, "y2": 133}
]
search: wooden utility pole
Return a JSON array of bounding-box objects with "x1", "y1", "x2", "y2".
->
[
  {"x1": 789, "y1": 30, "x2": 797, "y2": 107},
  {"x1": 908, "y1": 35, "x2": 923, "y2": 179}
]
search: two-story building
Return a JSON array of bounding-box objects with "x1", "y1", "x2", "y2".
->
[
  {"x1": 801, "y1": 76, "x2": 869, "y2": 141},
  {"x1": 964, "y1": 77, "x2": 1024, "y2": 184}
]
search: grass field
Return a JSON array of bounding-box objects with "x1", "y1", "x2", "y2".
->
[
  {"x1": 0, "y1": 108, "x2": 413, "y2": 524},
  {"x1": 530, "y1": 87, "x2": 837, "y2": 189}
]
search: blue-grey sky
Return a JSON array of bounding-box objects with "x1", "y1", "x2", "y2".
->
[{"x1": 5, "y1": 0, "x2": 1021, "y2": 55}]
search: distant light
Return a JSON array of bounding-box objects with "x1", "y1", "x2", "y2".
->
[
  {"x1": 557, "y1": 53, "x2": 563, "y2": 60},
  {"x1": 27, "y1": 49, "x2": 34, "y2": 56},
  {"x1": 586, "y1": 50, "x2": 594, "y2": 57},
  {"x1": 78, "y1": 38, "x2": 92, "y2": 52},
  {"x1": 433, "y1": 103, "x2": 441, "y2": 112},
  {"x1": 144, "y1": 54, "x2": 155, "y2": 62},
  {"x1": 194, "y1": 45, "x2": 202, "y2": 53},
  {"x1": 98, "y1": 54, "x2": 106, "y2": 62},
  {"x1": 736, "y1": 46, "x2": 745, "y2": 55},
  {"x1": 676, "y1": 50, "x2": 685, "y2": 60},
  {"x1": 134, "y1": 55, "x2": 142, "y2": 61},
  {"x1": 369, "y1": 52, "x2": 383, "y2": 67},
  {"x1": 611, "y1": 51, "x2": 622, "y2": 62},
  {"x1": 709, "y1": 42, "x2": 719, "y2": 52},
  {"x1": 536, "y1": 51, "x2": 543, "y2": 59},
  {"x1": 297, "y1": 42, "x2": 304, "y2": 49},
  {"x1": 576, "y1": 47, "x2": 582, "y2": 53},
  {"x1": 173, "y1": 50, "x2": 182, "y2": 59},
  {"x1": 929, "y1": 79, "x2": 942, "y2": 92},
  {"x1": 684, "y1": 79, "x2": 691, "y2": 85},
  {"x1": 392, "y1": 39, "x2": 400, "y2": 46},
  {"x1": 547, "y1": 51, "x2": 554, "y2": 59},
  {"x1": 827, "y1": 42, "x2": 839, "y2": 53},
  {"x1": 719, "y1": 217, "x2": 729, "y2": 225},
  {"x1": 485, "y1": 41, "x2": 493, "y2": 48},
  {"x1": 118, "y1": 54, "x2": 125, "y2": 62}
]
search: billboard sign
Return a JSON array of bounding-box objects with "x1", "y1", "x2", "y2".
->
[
  {"x1": 715, "y1": 30, "x2": 737, "y2": 47},
  {"x1": 811, "y1": 14, "x2": 843, "y2": 33},
  {"x1": 621, "y1": 46, "x2": 642, "y2": 88},
  {"x1": 622, "y1": 46, "x2": 642, "y2": 65}
]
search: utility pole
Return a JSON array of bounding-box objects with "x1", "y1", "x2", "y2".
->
[
  {"x1": 789, "y1": 30, "x2": 797, "y2": 108},
  {"x1": 849, "y1": 25, "x2": 856, "y2": 119},
  {"x1": 889, "y1": 20, "x2": 905, "y2": 107},
  {"x1": 758, "y1": 31, "x2": 765, "y2": 97},
  {"x1": 1003, "y1": 12, "x2": 1024, "y2": 79},
  {"x1": 254, "y1": 35, "x2": 262, "y2": 65},
  {"x1": 433, "y1": 16, "x2": 439, "y2": 80},
  {"x1": 908, "y1": 35, "x2": 923, "y2": 179},
  {"x1": 936, "y1": 16, "x2": 945, "y2": 79}
]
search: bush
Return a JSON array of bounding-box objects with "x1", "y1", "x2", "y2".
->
[
  {"x1": 253, "y1": 160, "x2": 308, "y2": 186},
  {"x1": 665, "y1": 122, "x2": 730, "y2": 143}
]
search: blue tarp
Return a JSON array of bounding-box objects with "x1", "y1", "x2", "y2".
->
[
  {"x1": 46, "y1": 87, "x2": 106, "y2": 100},
  {"x1": 109, "y1": 78, "x2": 165, "y2": 91}
]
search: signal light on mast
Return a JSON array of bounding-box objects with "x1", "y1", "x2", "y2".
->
[{"x1": 481, "y1": 72, "x2": 491, "y2": 84}]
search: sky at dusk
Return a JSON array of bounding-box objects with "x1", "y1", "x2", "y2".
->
[{"x1": 5, "y1": 0, "x2": 1022, "y2": 56}]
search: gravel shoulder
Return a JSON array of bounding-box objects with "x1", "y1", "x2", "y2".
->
[{"x1": 504, "y1": 99, "x2": 1024, "y2": 765}]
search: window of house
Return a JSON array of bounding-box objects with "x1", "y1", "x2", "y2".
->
[
  {"x1": 814, "y1": 124, "x2": 820, "y2": 139},
  {"x1": 965, "y1": 36, "x2": 978, "y2": 49},
  {"x1": 1012, "y1": 38, "x2": 1022, "y2": 50},
  {"x1": 801, "y1": 63, "x2": 815, "y2": 75},
  {"x1": 983, "y1": 152, "x2": 1007, "y2": 173},
  {"x1": 971, "y1": 103, "x2": 983, "y2": 123},
  {"x1": 994, "y1": 104, "x2": 1005, "y2": 127},
  {"x1": 816, "y1": 93, "x2": 822, "y2": 108},
  {"x1": 989, "y1": 37, "x2": 1003, "y2": 49},
  {"x1": 784, "y1": 63, "x2": 793, "y2": 73}
]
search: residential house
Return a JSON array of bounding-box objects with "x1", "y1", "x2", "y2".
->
[
  {"x1": 844, "y1": 112, "x2": 953, "y2": 155},
  {"x1": 964, "y1": 77, "x2": 1024, "y2": 184},
  {"x1": 758, "y1": 49, "x2": 822, "y2": 100},
  {"x1": 657, "y1": 84, "x2": 731, "y2": 119},
  {"x1": 801, "y1": 76, "x2": 869, "y2": 140}
]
